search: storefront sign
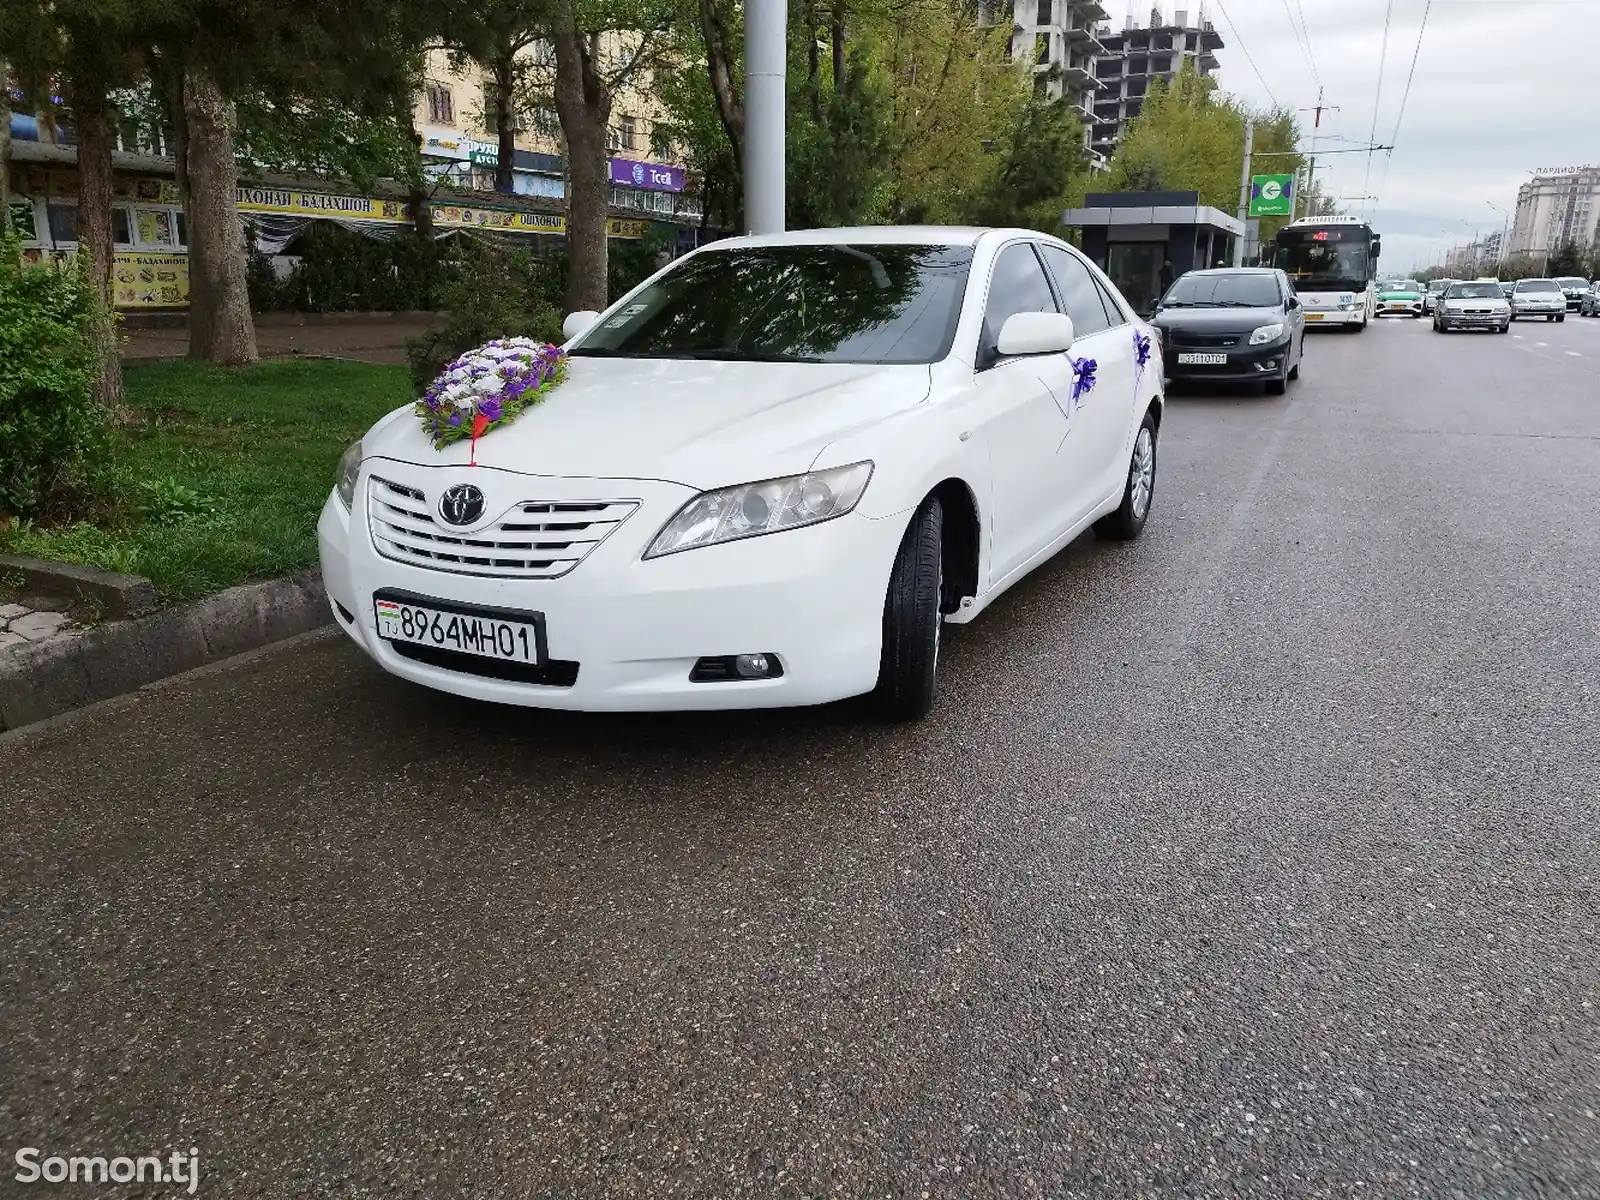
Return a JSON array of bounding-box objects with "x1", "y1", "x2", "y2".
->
[
  {"x1": 113, "y1": 252, "x2": 189, "y2": 307},
  {"x1": 468, "y1": 140, "x2": 499, "y2": 166},
  {"x1": 236, "y1": 187, "x2": 408, "y2": 222},
  {"x1": 423, "y1": 129, "x2": 472, "y2": 159},
  {"x1": 430, "y1": 203, "x2": 564, "y2": 232},
  {"x1": 608, "y1": 219, "x2": 648, "y2": 239},
  {"x1": 608, "y1": 158, "x2": 685, "y2": 193}
]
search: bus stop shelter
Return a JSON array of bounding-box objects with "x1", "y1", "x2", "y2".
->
[{"x1": 1061, "y1": 191, "x2": 1246, "y2": 316}]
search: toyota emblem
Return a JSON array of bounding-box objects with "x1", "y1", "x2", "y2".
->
[{"x1": 438, "y1": 484, "x2": 486, "y2": 526}]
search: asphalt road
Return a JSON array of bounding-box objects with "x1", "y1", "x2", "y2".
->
[{"x1": 4, "y1": 314, "x2": 1599, "y2": 1198}]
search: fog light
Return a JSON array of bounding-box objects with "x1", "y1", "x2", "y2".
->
[
  {"x1": 689, "y1": 654, "x2": 785, "y2": 682},
  {"x1": 735, "y1": 653, "x2": 773, "y2": 678}
]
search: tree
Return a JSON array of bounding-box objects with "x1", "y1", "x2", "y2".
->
[
  {"x1": 1, "y1": 0, "x2": 148, "y2": 413},
  {"x1": 969, "y1": 95, "x2": 1089, "y2": 232}
]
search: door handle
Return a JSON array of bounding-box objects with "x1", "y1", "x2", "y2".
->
[{"x1": 959, "y1": 431, "x2": 972, "y2": 442}]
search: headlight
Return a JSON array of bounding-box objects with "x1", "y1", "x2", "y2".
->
[
  {"x1": 644, "y1": 462, "x2": 874, "y2": 558},
  {"x1": 1249, "y1": 323, "x2": 1285, "y2": 345},
  {"x1": 335, "y1": 440, "x2": 363, "y2": 510}
]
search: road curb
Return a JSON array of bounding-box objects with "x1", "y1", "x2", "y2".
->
[
  {"x1": 1, "y1": 553, "x2": 161, "y2": 619},
  {"x1": 0, "y1": 569, "x2": 330, "y2": 732}
]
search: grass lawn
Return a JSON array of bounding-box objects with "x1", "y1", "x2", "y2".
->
[{"x1": 1, "y1": 358, "x2": 411, "y2": 604}]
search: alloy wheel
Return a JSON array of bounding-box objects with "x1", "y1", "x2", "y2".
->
[{"x1": 1130, "y1": 427, "x2": 1155, "y2": 520}]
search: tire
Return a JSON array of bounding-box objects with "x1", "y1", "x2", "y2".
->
[
  {"x1": 1095, "y1": 412, "x2": 1157, "y2": 541},
  {"x1": 1497, "y1": 324, "x2": 1509, "y2": 334},
  {"x1": 1265, "y1": 363, "x2": 1288, "y2": 395},
  {"x1": 1557, "y1": 314, "x2": 1565, "y2": 323},
  {"x1": 868, "y1": 497, "x2": 943, "y2": 721}
]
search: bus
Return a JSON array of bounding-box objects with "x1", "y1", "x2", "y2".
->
[{"x1": 1273, "y1": 216, "x2": 1383, "y2": 331}]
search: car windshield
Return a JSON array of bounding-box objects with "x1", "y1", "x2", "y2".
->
[
  {"x1": 1556, "y1": 277, "x2": 1587, "y2": 288},
  {"x1": 1517, "y1": 279, "x2": 1560, "y2": 292},
  {"x1": 1427, "y1": 281, "x2": 1451, "y2": 292},
  {"x1": 1446, "y1": 283, "x2": 1502, "y2": 299},
  {"x1": 1159, "y1": 273, "x2": 1281, "y2": 308},
  {"x1": 568, "y1": 243, "x2": 973, "y2": 365},
  {"x1": 1381, "y1": 280, "x2": 1418, "y2": 292}
]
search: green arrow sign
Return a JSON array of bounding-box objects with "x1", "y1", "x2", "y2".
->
[
  {"x1": 1248, "y1": 173, "x2": 1299, "y2": 216},
  {"x1": 1249, "y1": 173, "x2": 1295, "y2": 216}
]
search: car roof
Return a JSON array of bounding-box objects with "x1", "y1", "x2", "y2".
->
[
  {"x1": 700, "y1": 226, "x2": 1032, "y2": 249},
  {"x1": 1181, "y1": 267, "x2": 1279, "y2": 276}
]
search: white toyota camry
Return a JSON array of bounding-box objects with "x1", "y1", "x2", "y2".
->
[{"x1": 318, "y1": 226, "x2": 1164, "y2": 719}]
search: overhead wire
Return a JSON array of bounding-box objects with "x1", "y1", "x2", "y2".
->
[
  {"x1": 1211, "y1": 0, "x2": 1281, "y2": 110},
  {"x1": 1373, "y1": 0, "x2": 1434, "y2": 207},
  {"x1": 1360, "y1": 0, "x2": 1395, "y2": 213},
  {"x1": 1280, "y1": 0, "x2": 1321, "y2": 92}
]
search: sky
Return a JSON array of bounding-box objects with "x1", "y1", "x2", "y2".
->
[{"x1": 1176, "y1": 0, "x2": 1598, "y2": 272}]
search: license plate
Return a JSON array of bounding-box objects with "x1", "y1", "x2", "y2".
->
[
  {"x1": 1386, "y1": 302, "x2": 1409, "y2": 309},
  {"x1": 1176, "y1": 352, "x2": 1228, "y2": 364},
  {"x1": 1304, "y1": 312, "x2": 1325, "y2": 321},
  {"x1": 374, "y1": 596, "x2": 544, "y2": 664}
]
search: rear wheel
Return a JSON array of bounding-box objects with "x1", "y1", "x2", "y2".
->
[
  {"x1": 868, "y1": 498, "x2": 943, "y2": 721},
  {"x1": 1095, "y1": 413, "x2": 1157, "y2": 541}
]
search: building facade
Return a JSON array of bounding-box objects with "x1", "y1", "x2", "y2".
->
[
  {"x1": 1008, "y1": 0, "x2": 1109, "y2": 165},
  {"x1": 1507, "y1": 166, "x2": 1600, "y2": 259},
  {"x1": 1089, "y1": 5, "x2": 1223, "y2": 162}
]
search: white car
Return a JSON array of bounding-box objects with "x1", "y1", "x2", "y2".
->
[
  {"x1": 1510, "y1": 278, "x2": 1567, "y2": 322},
  {"x1": 317, "y1": 227, "x2": 1164, "y2": 719},
  {"x1": 1432, "y1": 280, "x2": 1511, "y2": 333}
]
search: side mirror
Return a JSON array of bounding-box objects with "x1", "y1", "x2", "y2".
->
[
  {"x1": 562, "y1": 310, "x2": 601, "y2": 341},
  {"x1": 995, "y1": 311, "x2": 1076, "y2": 357},
  {"x1": 1287, "y1": 295, "x2": 1300, "y2": 309}
]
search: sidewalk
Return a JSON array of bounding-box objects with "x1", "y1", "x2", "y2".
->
[{"x1": 122, "y1": 312, "x2": 446, "y2": 366}]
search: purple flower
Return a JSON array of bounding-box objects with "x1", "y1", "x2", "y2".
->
[
  {"x1": 478, "y1": 397, "x2": 503, "y2": 421},
  {"x1": 1133, "y1": 330, "x2": 1151, "y2": 369},
  {"x1": 448, "y1": 411, "x2": 463, "y2": 427}
]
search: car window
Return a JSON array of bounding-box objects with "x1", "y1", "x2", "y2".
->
[
  {"x1": 1446, "y1": 283, "x2": 1502, "y2": 299},
  {"x1": 1516, "y1": 279, "x2": 1560, "y2": 292},
  {"x1": 568, "y1": 243, "x2": 974, "y2": 365},
  {"x1": 1160, "y1": 272, "x2": 1283, "y2": 308},
  {"x1": 1091, "y1": 274, "x2": 1130, "y2": 328},
  {"x1": 980, "y1": 243, "x2": 1060, "y2": 367},
  {"x1": 1036, "y1": 244, "x2": 1114, "y2": 335}
]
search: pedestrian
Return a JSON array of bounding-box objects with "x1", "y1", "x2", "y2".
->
[
  {"x1": 654, "y1": 250, "x2": 672, "y2": 272},
  {"x1": 1158, "y1": 257, "x2": 1175, "y2": 294}
]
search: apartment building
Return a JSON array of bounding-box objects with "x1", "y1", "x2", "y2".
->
[
  {"x1": 413, "y1": 44, "x2": 697, "y2": 221},
  {"x1": 1089, "y1": 5, "x2": 1223, "y2": 162},
  {"x1": 1005, "y1": 0, "x2": 1109, "y2": 167},
  {"x1": 1507, "y1": 166, "x2": 1600, "y2": 259}
]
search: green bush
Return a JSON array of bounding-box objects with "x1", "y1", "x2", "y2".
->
[
  {"x1": 0, "y1": 238, "x2": 110, "y2": 519},
  {"x1": 405, "y1": 239, "x2": 565, "y2": 392},
  {"x1": 266, "y1": 224, "x2": 450, "y2": 313}
]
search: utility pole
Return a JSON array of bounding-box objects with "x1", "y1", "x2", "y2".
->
[
  {"x1": 743, "y1": 0, "x2": 786, "y2": 235},
  {"x1": 1296, "y1": 90, "x2": 1340, "y2": 219},
  {"x1": 1234, "y1": 117, "x2": 1253, "y2": 266}
]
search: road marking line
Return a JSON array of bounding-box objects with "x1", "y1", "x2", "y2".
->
[{"x1": 1567, "y1": 351, "x2": 1583, "y2": 357}]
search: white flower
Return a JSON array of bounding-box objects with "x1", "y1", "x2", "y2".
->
[{"x1": 473, "y1": 374, "x2": 503, "y2": 395}]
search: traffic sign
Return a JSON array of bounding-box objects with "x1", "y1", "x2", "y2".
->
[{"x1": 1249, "y1": 174, "x2": 1295, "y2": 216}]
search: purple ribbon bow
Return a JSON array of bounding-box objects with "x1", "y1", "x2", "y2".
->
[
  {"x1": 1070, "y1": 355, "x2": 1098, "y2": 403},
  {"x1": 1133, "y1": 330, "x2": 1151, "y2": 369}
]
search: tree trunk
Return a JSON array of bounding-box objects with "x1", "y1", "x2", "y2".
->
[
  {"x1": 494, "y1": 50, "x2": 516, "y2": 194},
  {"x1": 831, "y1": 0, "x2": 847, "y2": 94},
  {"x1": 0, "y1": 60, "x2": 12, "y2": 235},
  {"x1": 805, "y1": 0, "x2": 821, "y2": 122},
  {"x1": 183, "y1": 67, "x2": 257, "y2": 364},
  {"x1": 73, "y1": 97, "x2": 125, "y2": 414},
  {"x1": 698, "y1": 0, "x2": 744, "y2": 174},
  {"x1": 551, "y1": 24, "x2": 611, "y2": 314},
  {"x1": 400, "y1": 91, "x2": 434, "y2": 239}
]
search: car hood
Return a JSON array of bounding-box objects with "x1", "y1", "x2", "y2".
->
[
  {"x1": 360, "y1": 356, "x2": 933, "y2": 488},
  {"x1": 1443, "y1": 296, "x2": 1506, "y2": 307},
  {"x1": 1152, "y1": 305, "x2": 1283, "y2": 333}
]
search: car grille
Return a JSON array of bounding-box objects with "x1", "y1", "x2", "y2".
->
[
  {"x1": 389, "y1": 640, "x2": 580, "y2": 687},
  {"x1": 1168, "y1": 332, "x2": 1240, "y2": 348},
  {"x1": 367, "y1": 477, "x2": 639, "y2": 578}
]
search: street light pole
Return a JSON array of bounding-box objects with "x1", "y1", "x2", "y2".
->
[
  {"x1": 743, "y1": 0, "x2": 786, "y2": 235},
  {"x1": 1234, "y1": 117, "x2": 1253, "y2": 266}
]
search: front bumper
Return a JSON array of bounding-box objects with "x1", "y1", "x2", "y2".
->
[
  {"x1": 1163, "y1": 337, "x2": 1290, "y2": 383},
  {"x1": 1438, "y1": 310, "x2": 1510, "y2": 330},
  {"x1": 1301, "y1": 308, "x2": 1363, "y2": 326},
  {"x1": 1512, "y1": 303, "x2": 1565, "y2": 317},
  {"x1": 318, "y1": 463, "x2": 909, "y2": 711},
  {"x1": 1378, "y1": 299, "x2": 1423, "y2": 316}
]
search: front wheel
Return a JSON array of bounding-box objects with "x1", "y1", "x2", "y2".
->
[
  {"x1": 1557, "y1": 314, "x2": 1565, "y2": 323},
  {"x1": 868, "y1": 497, "x2": 943, "y2": 721},
  {"x1": 1095, "y1": 413, "x2": 1157, "y2": 541}
]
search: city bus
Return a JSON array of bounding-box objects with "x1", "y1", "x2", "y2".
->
[{"x1": 1272, "y1": 216, "x2": 1383, "y2": 331}]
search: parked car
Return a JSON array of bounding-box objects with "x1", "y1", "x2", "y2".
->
[
  {"x1": 1581, "y1": 282, "x2": 1600, "y2": 317},
  {"x1": 1432, "y1": 280, "x2": 1511, "y2": 333},
  {"x1": 1376, "y1": 279, "x2": 1425, "y2": 317},
  {"x1": 318, "y1": 227, "x2": 1164, "y2": 720},
  {"x1": 1555, "y1": 276, "x2": 1591, "y2": 312},
  {"x1": 1422, "y1": 278, "x2": 1456, "y2": 314},
  {"x1": 1149, "y1": 268, "x2": 1304, "y2": 395},
  {"x1": 1510, "y1": 278, "x2": 1567, "y2": 322}
]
